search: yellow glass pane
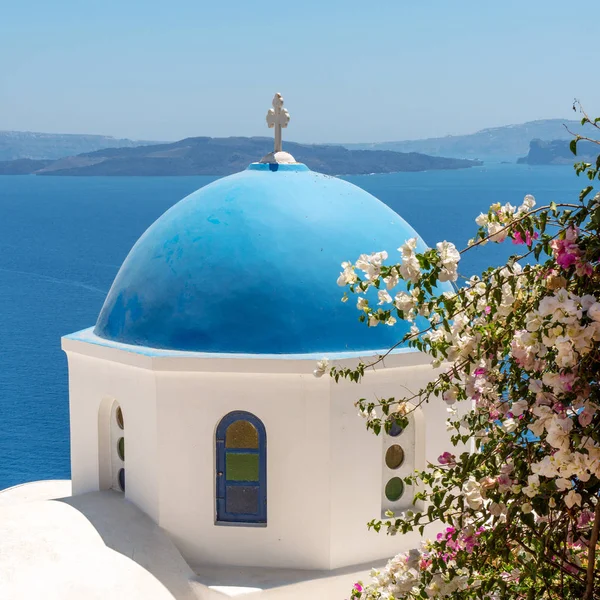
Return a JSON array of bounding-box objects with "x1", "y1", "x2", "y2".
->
[{"x1": 226, "y1": 420, "x2": 258, "y2": 449}]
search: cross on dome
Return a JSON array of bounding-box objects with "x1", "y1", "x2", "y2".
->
[
  {"x1": 260, "y1": 92, "x2": 296, "y2": 165},
  {"x1": 266, "y1": 93, "x2": 290, "y2": 153}
]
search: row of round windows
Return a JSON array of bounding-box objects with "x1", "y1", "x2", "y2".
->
[
  {"x1": 384, "y1": 420, "x2": 406, "y2": 502},
  {"x1": 116, "y1": 407, "x2": 125, "y2": 493}
]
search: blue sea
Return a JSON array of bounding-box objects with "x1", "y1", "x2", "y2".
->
[{"x1": 0, "y1": 164, "x2": 584, "y2": 489}]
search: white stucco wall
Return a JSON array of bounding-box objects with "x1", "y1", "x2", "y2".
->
[
  {"x1": 64, "y1": 348, "x2": 160, "y2": 522},
  {"x1": 63, "y1": 335, "x2": 456, "y2": 573},
  {"x1": 328, "y1": 354, "x2": 448, "y2": 569},
  {"x1": 155, "y1": 369, "x2": 332, "y2": 570}
]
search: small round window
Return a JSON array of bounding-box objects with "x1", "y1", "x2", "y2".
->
[
  {"x1": 116, "y1": 407, "x2": 124, "y2": 430},
  {"x1": 117, "y1": 437, "x2": 125, "y2": 461},
  {"x1": 385, "y1": 445, "x2": 405, "y2": 469},
  {"x1": 385, "y1": 477, "x2": 404, "y2": 502}
]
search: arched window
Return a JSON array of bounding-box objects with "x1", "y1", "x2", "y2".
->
[
  {"x1": 216, "y1": 411, "x2": 266, "y2": 525},
  {"x1": 381, "y1": 407, "x2": 423, "y2": 516}
]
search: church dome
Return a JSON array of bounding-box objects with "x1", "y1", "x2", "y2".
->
[{"x1": 95, "y1": 162, "x2": 448, "y2": 354}]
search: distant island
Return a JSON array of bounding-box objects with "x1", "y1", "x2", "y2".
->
[
  {"x1": 0, "y1": 130, "x2": 158, "y2": 162},
  {"x1": 343, "y1": 119, "x2": 587, "y2": 162},
  {"x1": 0, "y1": 137, "x2": 481, "y2": 176},
  {"x1": 517, "y1": 139, "x2": 597, "y2": 165}
]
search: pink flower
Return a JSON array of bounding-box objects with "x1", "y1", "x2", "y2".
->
[
  {"x1": 512, "y1": 230, "x2": 538, "y2": 245},
  {"x1": 550, "y1": 226, "x2": 582, "y2": 270},
  {"x1": 353, "y1": 583, "x2": 363, "y2": 592},
  {"x1": 579, "y1": 410, "x2": 593, "y2": 427},
  {"x1": 438, "y1": 452, "x2": 456, "y2": 465}
]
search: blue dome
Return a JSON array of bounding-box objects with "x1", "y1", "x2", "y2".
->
[{"x1": 95, "y1": 163, "x2": 447, "y2": 354}]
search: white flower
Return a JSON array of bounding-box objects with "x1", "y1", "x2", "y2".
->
[
  {"x1": 517, "y1": 194, "x2": 536, "y2": 214},
  {"x1": 398, "y1": 237, "x2": 418, "y2": 257},
  {"x1": 502, "y1": 418, "x2": 518, "y2": 434},
  {"x1": 313, "y1": 358, "x2": 329, "y2": 378},
  {"x1": 522, "y1": 474, "x2": 540, "y2": 498},
  {"x1": 511, "y1": 399, "x2": 528, "y2": 417},
  {"x1": 378, "y1": 290, "x2": 392, "y2": 305},
  {"x1": 394, "y1": 291, "x2": 416, "y2": 313},
  {"x1": 564, "y1": 489, "x2": 582, "y2": 508},
  {"x1": 475, "y1": 213, "x2": 489, "y2": 227},
  {"x1": 555, "y1": 478, "x2": 572, "y2": 491},
  {"x1": 436, "y1": 240, "x2": 460, "y2": 264},
  {"x1": 588, "y1": 302, "x2": 600, "y2": 323},
  {"x1": 462, "y1": 477, "x2": 483, "y2": 510},
  {"x1": 357, "y1": 297, "x2": 369, "y2": 311},
  {"x1": 337, "y1": 261, "x2": 357, "y2": 286},
  {"x1": 443, "y1": 386, "x2": 458, "y2": 405},
  {"x1": 487, "y1": 221, "x2": 508, "y2": 243},
  {"x1": 399, "y1": 254, "x2": 421, "y2": 284},
  {"x1": 436, "y1": 240, "x2": 460, "y2": 282},
  {"x1": 521, "y1": 502, "x2": 533, "y2": 514},
  {"x1": 489, "y1": 501, "x2": 506, "y2": 517}
]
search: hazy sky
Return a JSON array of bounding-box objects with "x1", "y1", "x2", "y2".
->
[{"x1": 1, "y1": 0, "x2": 597, "y2": 143}]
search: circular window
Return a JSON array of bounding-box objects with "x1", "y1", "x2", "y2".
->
[
  {"x1": 118, "y1": 468, "x2": 125, "y2": 492},
  {"x1": 385, "y1": 477, "x2": 404, "y2": 502},
  {"x1": 117, "y1": 437, "x2": 125, "y2": 461},
  {"x1": 388, "y1": 419, "x2": 403, "y2": 437},
  {"x1": 385, "y1": 444, "x2": 405, "y2": 469},
  {"x1": 116, "y1": 406, "x2": 124, "y2": 430}
]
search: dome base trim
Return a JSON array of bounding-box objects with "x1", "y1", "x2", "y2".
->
[{"x1": 64, "y1": 327, "x2": 419, "y2": 362}]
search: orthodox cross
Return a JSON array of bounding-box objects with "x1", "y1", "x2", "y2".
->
[{"x1": 266, "y1": 93, "x2": 290, "y2": 153}]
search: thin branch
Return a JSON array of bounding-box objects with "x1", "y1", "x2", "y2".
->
[
  {"x1": 583, "y1": 500, "x2": 600, "y2": 600},
  {"x1": 461, "y1": 203, "x2": 581, "y2": 254},
  {"x1": 564, "y1": 126, "x2": 600, "y2": 148}
]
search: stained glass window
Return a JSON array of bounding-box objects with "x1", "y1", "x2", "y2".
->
[
  {"x1": 385, "y1": 444, "x2": 404, "y2": 469},
  {"x1": 388, "y1": 419, "x2": 403, "y2": 437},
  {"x1": 116, "y1": 407, "x2": 124, "y2": 430},
  {"x1": 216, "y1": 411, "x2": 266, "y2": 524},
  {"x1": 118, "y1": 468, "x2": 125, "y2": 492},
  {"x1": 226, "y1": 420, "x2": 258, "y2": 449},
  {"x1": 117, "y1": 437, "x2": 125, "y2": 461},
  {"x1": 385, "y1": 477, "x2": 404, "y2": 501}
]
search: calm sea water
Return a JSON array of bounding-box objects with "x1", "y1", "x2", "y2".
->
[{"x1": 0, "y1": 164, "x2": 583, "y2": 489}]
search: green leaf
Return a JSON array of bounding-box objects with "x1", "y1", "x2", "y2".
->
[
  {"x1": 570, "y1": 138, "x2": 579, "y2": 156},
  {"x1": 580, "y1": 185, "x2": 594, "y2": 202}
]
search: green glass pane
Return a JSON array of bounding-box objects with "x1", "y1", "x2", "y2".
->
[
  {"x1": 385, "y1": 477, "x2": 404, "y2": 502},
  {"x1": 226, "y1": 420, "x2": 258, "y2": 449},
  {"x1": 117, "y1": 437, "x2": 125, "y2": 461},
  {"x1": 385, "y1": 445, "x2": 404, "y2": 469},
  {"x1": 226, "y1": 453, "x2": 259, "y2": 481}
]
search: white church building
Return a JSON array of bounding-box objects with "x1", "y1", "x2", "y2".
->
[{"x1": 0, "y1": 95, "x2": 454, "y2": 599}]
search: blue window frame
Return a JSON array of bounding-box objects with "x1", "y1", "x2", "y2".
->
[{"x1": 216, "y1": 411, "x2": 267, "y2": 524}]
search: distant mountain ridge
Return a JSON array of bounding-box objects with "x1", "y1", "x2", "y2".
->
[
  {"x1": 0, "y1": 130, "x2": 159, "y2": 161},
  {"x1": 343, "y1": 119, "x2": 587, "y2": 161},
  {"x1": 0, "y1": 136, "x2": 481, "y2": 176}
]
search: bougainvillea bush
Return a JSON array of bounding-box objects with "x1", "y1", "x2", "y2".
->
[{"x1": 332, "y1": 108, "x2": 600, "y2": 599}]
